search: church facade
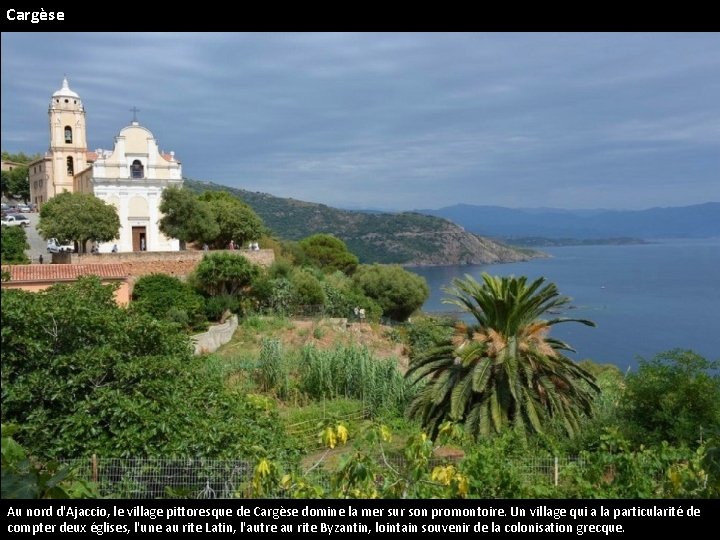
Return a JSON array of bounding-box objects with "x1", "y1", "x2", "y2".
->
[{"x1": 29, "y1": 78, "x2": 183, "y2": 252}]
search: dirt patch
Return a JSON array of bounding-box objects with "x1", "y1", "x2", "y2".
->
[{"x1": 276, "y1": 319, "x2": 408, "y2": 371}]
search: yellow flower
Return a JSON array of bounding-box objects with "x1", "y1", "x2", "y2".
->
[{"x1": 336, "y1": 424, "x2": 349, "y2": 445}]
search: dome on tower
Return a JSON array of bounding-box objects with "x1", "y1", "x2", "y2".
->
[{"x1": 52, "y1": 77, "x2": 80, "y2": 99}]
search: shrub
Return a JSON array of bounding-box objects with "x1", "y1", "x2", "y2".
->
[
  {"x1": 1, "y1": 225, "x2": 30, "y2": 264},
  {"x1": 290, "y1": 268, "x2": 326, "y2": 312},
  {"x1": 404, "y1": 315, "x2": 455, "y2": 360},
  {"x1": 194, "y1": 252, "x2": 259, "y2": 297},
  {"x1": 353, "y1": 264, "x2": 429, "y2": 321},
  {"x1": 620, "y1": 349, "x2": 720, "y2": 447},
  {"x1": 131, "y1": 273, "x2": 206, "y2": 330},
  {"x1": 205, "y1": 294, "x2": 240, "y2": 322}
]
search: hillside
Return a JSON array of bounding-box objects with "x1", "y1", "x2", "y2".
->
[
  {"x1": 420, "y1": 202, "x2": 720, "y2": 239},
  {"x1": 183, "y1": 179, "x2": 537, "y2": 266}
]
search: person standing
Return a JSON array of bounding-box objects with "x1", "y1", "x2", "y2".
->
[{"x1": 38, "y1": 254, "x2": 44, "y2": 264}]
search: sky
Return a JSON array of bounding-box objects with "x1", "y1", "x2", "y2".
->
[{"x1": 2, "y1": 32, "x2": 719, "y2": 211}]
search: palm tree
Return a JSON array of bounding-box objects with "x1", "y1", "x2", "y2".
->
[{"x1": 406, "y1": 273, "x2": 599, "y2": 440}]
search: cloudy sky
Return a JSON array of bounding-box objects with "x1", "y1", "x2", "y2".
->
[{"x1": 2, "y1": 32, "x2": 719, "y2": 210}]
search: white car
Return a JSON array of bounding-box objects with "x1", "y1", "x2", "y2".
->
[
  {"x1": 47, "y1": 238, "x2": 74, "y2": 253},
  {"x1": 1, "y1": 214, "x2": 30, "y2": 227}
]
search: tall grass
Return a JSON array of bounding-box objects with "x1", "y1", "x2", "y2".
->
[
  {"x1": 202, "y1": 353, "x2": 256, "y2": 383},
  {"x1": 298, "y1": 345, "x2": 414, "y2": 417},
  {"x1": 256, "y1": 338, "x2": 289, "y2": 398}
]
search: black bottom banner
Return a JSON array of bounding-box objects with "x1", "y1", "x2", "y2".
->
[{"x1": 3, "y1": 499, "x2": 718, "y2": 536}]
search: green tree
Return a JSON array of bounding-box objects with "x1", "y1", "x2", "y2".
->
[
  {"x1": 38, "y1": 191, "x2": 120, "y2": 253},
  {"x1": 198, "y1": 191, "x2": 264, "y2": 249},
  {"x1": 158, "y1": 186, "x2": 219, "y2": 247},
  {"x1": 131, "y1": 273, "x2": 206, "y2": 330},
  {"x1": 1, "y1": 226, "x2": 30, "y2": 264},
  {"x1": 406, "y1": 273, "x2": 598, "y2": 440},
  {"x1": 299, "y1": 234, "x2": 359, "y2": 275},
  {"x1": 2, "y1": 152, "x2": 40, "y2": 203},
  {"x1": 0, "y1": 277, "x2": 293, "y2": 459},
  {"x1": 194, "y1": 252, "x2": 260, "y2": 297},
  {"x1": 1, "y1": 166, "x2": 29, "y2": 202},
  {"x1": 1, "y1": 151, "x2": 40, "y2": 164},
  {"x1": 620, "y1": 349, "x2": 720, "y2": 447},
  {"x1": 352, "y1": 264, "x2": 429, "y2": 321}
]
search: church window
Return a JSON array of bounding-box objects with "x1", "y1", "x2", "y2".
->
[
  {"x1": 131, "y1": 159, "x2": 144, "y2": 179},
  {"x1": 67, "y1": 157, "x2": 74, "y2": 176},
  {"x1": 65, "y1": 126, "x2": 73, "y2": 143}
]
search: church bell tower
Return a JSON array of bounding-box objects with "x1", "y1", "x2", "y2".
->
[{"x1": 48, "y1": 77, "x2": 88, "y2": 194}]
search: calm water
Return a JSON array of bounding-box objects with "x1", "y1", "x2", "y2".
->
[{"x1": 408, "y1": 239, "x2": 720, "y2": 371}]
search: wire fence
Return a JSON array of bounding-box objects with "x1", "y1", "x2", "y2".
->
[
  {"x1": 61, "y1": 454, "x2": 585, "y2": 499},
  {"x1": 286, "y1": 405, "x2": 372, "y2": 451}
]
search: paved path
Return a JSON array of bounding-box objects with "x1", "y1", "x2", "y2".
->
[{"x1": 21, "y1": 213, "x2": 47, "y2": 264}]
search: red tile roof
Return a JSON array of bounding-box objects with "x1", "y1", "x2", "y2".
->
[
  {"x1": 2, "y1": 264, "x2": 128, "y2": 283},
  {"x1": 86, "y1": 151, "x2": 98, "y2": 162}
]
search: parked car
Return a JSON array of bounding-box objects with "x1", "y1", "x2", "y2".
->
[
  {"x1": 1, "y1": 214, "x2": 30, "y2": 227},
  {"x1": 18, "y1": 205, "x2": 31, "y2": 213},
  {"x1": 47, "y1": 238, "x2": 75, "y2": 253}
]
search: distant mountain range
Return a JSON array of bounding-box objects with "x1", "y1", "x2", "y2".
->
[
  {"x1": 418, "y1": 203, "x2": 720, "y2": 239},
  {"x1": 183, "y1": 179, "x2": 538, "y2": 266}
]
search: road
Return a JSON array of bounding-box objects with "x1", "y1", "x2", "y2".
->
[{"x1": 21, "y1": 213, "x2": 47, "y2": 263}]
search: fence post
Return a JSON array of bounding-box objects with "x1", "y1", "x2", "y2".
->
[
  {"x1": 92, "y1": 453, "x2": 99, "y2": 484},
  {"x1": 554, "y1": 456, "x2": 559, "y2": 487}
]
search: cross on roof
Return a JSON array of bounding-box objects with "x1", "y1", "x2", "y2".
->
[{"x1": 130, "y1": 106, "x2": 140, "y2": 123}]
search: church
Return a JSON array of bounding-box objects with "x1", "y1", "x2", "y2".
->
[{"x1": 29, "y1": 78, "x2": 183, "y2": 252}]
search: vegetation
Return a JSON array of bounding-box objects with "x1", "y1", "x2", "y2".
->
[
  {"x1": 131, "y1": 273, "x2": 207, "y2": 330},
  {"x1": 1, "y1": 225, "x2": 30, "y2": 264},
  {"x1": 353, "y1": 264, "x2": 429, "y2": 321},
  {"x1": 299, "y1": 234, "x2": 359, "y2": 275},
  {"x1": 289, "y1": 267, "x2": 326, "y2": 310},
  {"x1": 251, "y1": 421, "x2": 719, "y2": 499},
  {"x1": 158, "y1": 187, "x2": 264, "y2": 249},
  {"x1": 298, "y1": 345, "x2": 413, "y2": 417},
  {"x1": 406, "y1": 273, "x2": 598, "y2": 440},
  {"x1": 158, "y1": 186, "x2": 219, "y2": 246},
  {"x1": 2, "y1": 151, "x2": 41, "y2": 164},
  {"x1": 619, "y1": 349, "x2": 720, "y2": 447},
  {"x1": 0, "y1": 277, "x2": 295, "y2": 460},
  {"x1": 1, "y1": 424, "x2": 98, "y2": 499},
  {"x1": 1, "y1": 211, "x2": 716, "y2": 499},
  {"x1": 183, "y1": 178, "x2": 535, "y2": 265},
  {"x1": 37, "y1": 191, "x2": 120, "y2": 253},
  {"x1": 198, "y1": 191, "x2": 264, "y2": 249},
  {"x1": 1, "y1": 167, "x2": 29, "y2": 203},
  {"x1": 194, "y1": 252, "x2": 260, "y2": 297},
  {"x1": 1, "y1": 152, "x2": 38, "y2": 203}
]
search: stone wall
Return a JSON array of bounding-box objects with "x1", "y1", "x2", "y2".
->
[
  {"x1": 52, "y1": 249, "x2": 275, "y2": 281},
  {"x1": 191, "y1": 315, "x2": 238, "y2": 355}
]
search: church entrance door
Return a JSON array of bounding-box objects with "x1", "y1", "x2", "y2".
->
[{"x1": 132, "y1": 226, "x2": 147, "y2": 252}]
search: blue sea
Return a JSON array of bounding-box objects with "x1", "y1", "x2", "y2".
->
[{"x1": 408, "y1": 239, "x2": 720, "y2": 371}]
